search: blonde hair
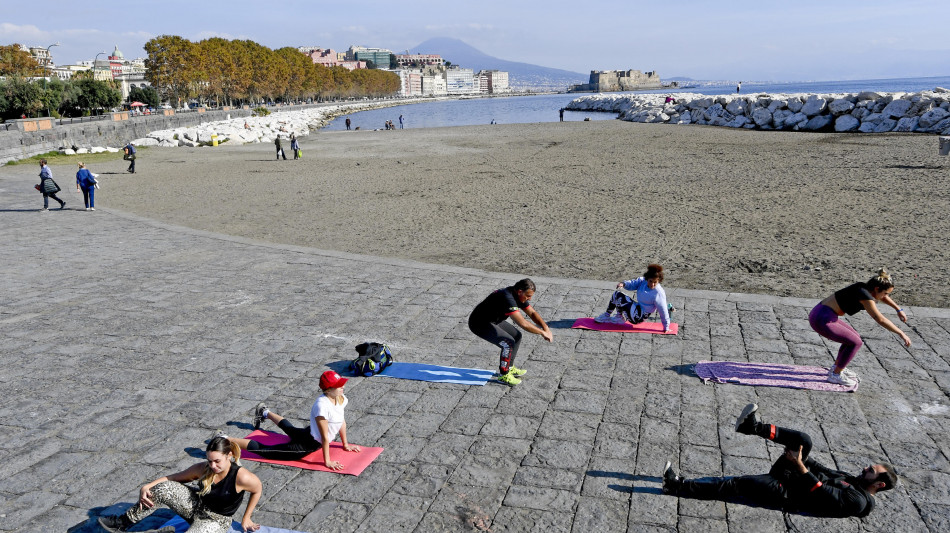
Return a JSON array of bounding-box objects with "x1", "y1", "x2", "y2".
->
[
  {"x1": 866, "y1": 268, "x2": 895, "y2": 292},
  {"x1": 77, "y1": 162, "x2": 85, "y2": 168},
  {"x1": 197, "y1": 436, "x2": 241, "y2": 496}
]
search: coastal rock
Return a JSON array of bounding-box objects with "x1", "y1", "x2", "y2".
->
[
  {"x1": 801, "y1": 114, "x2": 833, "y2": 131},
  {"x1": 785, "y1": 112, "x2": 808, "y2": 129},
  {"x1": 893, "y1": 116, "x2": 919, "y2": 132},
  {"x1": 858, "y1": 91, "x2": 882, "y2": 100},
  {"x1": 829, "y1": 99, "x2": 855, "y2": 115},
  {"x1": 873, "y1": 118, "x2": 898, "y2": 132},
  {"x1": 786, "y1": 98, "x2": 804, "y2": 113},
  {"x1": 725, "y1": 99, "x2": 748, "y2": 116},
  {"x1": 132, "y1": 137, "x2": 160, "y2": 147},
  {"x1": 703, "y1": 103, "x2": 728, "y2": 121},
  {"x1": 834, "y1": 115, "x2": 860, "y2": 132},
  {"x1": 91, "y1": 146, "x2": 106, "y2": 153},
  {"x1": 751, "y1": 107, "x2": 773, "y2": 127},
  {"x1": 158, "y1": 140, "x2": 178, "y2": 148},
  {"x1": 881, "y1": 99, "x2": 912, "y2": 118},
  {"x1": 60, "y1": 148, "x2": 76, "y2": 155},
  {"x1": 727, "y1": 115, "x2": 750, "y2": 128},
  {"x1": 688, "y1": 97, "x2": 714, "y2": 110},
  {"x1": 919, "y1": 107, "x2": 950, "y2": 128},
  {"x1": 767, "y1": 100, "x2": 786, "y2": 113},
  {"x1": 772, "y1": 109, "x2": 794, "y2": 128},
  {"x1": 851, "y1": 108, "x2": 870, "y2": 121},
  {"x1": 801, "y1": 95, "x2": 827, "y2": 117},
  {"x1": 76, "y1": 148, "x2": 89, "y2": 154}
]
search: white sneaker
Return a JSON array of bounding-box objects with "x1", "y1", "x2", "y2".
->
[
  {"x1": 608, "y1": 314, "x2": 628, "y2": 325},
  {"x1": 827, "y1": 369, "x2": 857, "y2": 387},
  {"x1": 840, "y1": 368, "x2": 859, "y2": 380},
  {"x1": 594, "y1": 311, "x2": 613, "y2": 323},
  {"x1": 90, "y1": 207, "x2": 95, "y2": 211}
]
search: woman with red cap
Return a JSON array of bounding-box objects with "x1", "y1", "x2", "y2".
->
[{"x1": 226, "y1": 370, "x2": 360, "y2": 471}]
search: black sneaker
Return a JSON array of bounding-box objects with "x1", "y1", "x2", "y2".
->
[
  {"x1": 662, "y1": 461, "x2": 679, "y2": 494},
  {"x1": 97, "y1": 514, "x2": 130, "y2": 532},
  {"x1": 60, "y1": 202, "x2": 66, "y2": 209},
  {"x1": 735, "y1": 403, "x2": 759, "y2": 434},
  {"x1": 253, "y1": 402, "x2": 267, "y2": 429}
]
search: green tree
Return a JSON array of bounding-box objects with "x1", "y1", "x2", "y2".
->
[
  {"x1": 72, "y1": 78, "x2": 121, "y2": 115},
  {"x1": 128, "y1": 86, "x2": 159, "y2": 107},
  {"x1": 144, "y1": 35, "x2": 199, "y2": 107},
  {"x1": 0, "y1": 77, "x2": 44, "y2": 118}
]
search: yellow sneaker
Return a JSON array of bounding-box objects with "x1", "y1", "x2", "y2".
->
[
  {"x1": 494, "y1": 372, "x2": 522, "y2": 386},
  {"x1": 508, "y1": 366, "x2": 527, "y2": 377}
]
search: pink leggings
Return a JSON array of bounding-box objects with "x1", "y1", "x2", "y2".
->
[{"x1": 809, "y1": 303, "x2": 863, "y2": 370}]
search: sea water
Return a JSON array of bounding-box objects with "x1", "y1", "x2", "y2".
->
[{"x1": 323, "y1": 76, "x2": 950, "y2": 130}]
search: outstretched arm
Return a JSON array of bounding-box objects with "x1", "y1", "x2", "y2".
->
[
  {"x1": 862, "y1": 300, "x2": 911, "y2": 347},
  {"x1": 510, "y1": 308, "x2": 552, "y2": 341},
  {"x1": 236, "y1": 469, "x2": 263, "y2": 532}
]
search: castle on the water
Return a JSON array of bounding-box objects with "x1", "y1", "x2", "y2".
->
[{"x1": 569, "y1": 69, "x2": 662, "y2": 93}]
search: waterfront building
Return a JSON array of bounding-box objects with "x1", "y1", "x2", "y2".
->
[
  {"x1": 445, "y1": 67, "x2": 476, "y2": 95},
  {"x1": 299, "y1": 47, "x2": 366, "y2": 70},
  {"x1": 106, "y1": 45, "x2": 151, "y2": 99},
  {"x1": 347, "y1": 46, "x2": 393, "y2": 69},
  {"x1": 394, "y1": 54, "x2": 444, "y2": 68},
  {"x1": 476, "y1": 70, "x2": 510, "y2": 94}
]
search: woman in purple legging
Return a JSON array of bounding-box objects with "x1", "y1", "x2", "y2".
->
[{"x1": 809, "y1": 268, "x2": 911, "y2": 387}]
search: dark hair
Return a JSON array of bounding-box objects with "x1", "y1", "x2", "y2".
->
[
  {"x1": 643, "y1": 264, "x2": 664, "y2": 283},
  {"x1": 866, "y1": 268, "x2": 894, "y2": 293},
  {"x1": 39, "y1": 158, "x2": 47, "y2": 165},
  {"x1": 513, "y1": 278, "x2": 536, "y2": 292},
  {"x1": 199, "y1": 437, "x2": 241, "y2": 496},
  {"x1": 876, "y1": 464, "x2": 898, "y2": 491}
]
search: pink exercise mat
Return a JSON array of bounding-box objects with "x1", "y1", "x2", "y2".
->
[
  {"x1": 240, "y1": 430, "x2": 383, "y2": 475},
  {"x1": 694, "y1": 361, "x2": 858, "y2": 392},
  {"x1": 571, "y1": 317, "x2": 678, "y2": 334}
]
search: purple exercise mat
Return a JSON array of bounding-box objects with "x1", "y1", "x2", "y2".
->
[{"x1": 694, "y1": 360, "x2": 858, "y2": 392}]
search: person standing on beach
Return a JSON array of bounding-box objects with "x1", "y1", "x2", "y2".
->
[
  {"x1": 399, "y1": 114, "x2": 404, "y2": 129},
  {"x1": 274, "y1": 135, "x2": 286, "y2": 160},
  {"x1": 75, "y1": 162, "x2": 98, "y2": 211},
  {"x1": 38, "y1": 159, "x2": 65, "y2": 211},
  {"x1": 468, "y1": 278, "x2": 552, "y2": 386},
  {"x1": 290, "y1": 133, "x2": 300, "y2": 160},
  {"x1": 345, "y1": 117, "x2": 351, "y2": 130},
  {"x1": 123, "y1": 142, "x2": 136, "y2": 173},
  {"x1": 737, "y1": 81, "x2": 742, "y2": 93},
  {"x1": 559, "y1": 108, "x2": 564, "y2": 121},
  {"x1": 809, "y1": 269, "x2": 911, "y2": 387}
]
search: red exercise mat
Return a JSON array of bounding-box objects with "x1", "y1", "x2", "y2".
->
[
  {"x1": 240, "y1": 430, "x2": 383, "y2": 475},
  {"x1": 571, "y1": 317, "x2": 678, "y2": 334}
]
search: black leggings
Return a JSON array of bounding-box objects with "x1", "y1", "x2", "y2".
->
[
  {"x1": 469, "y1": 319, "x2": 521, "y2": 374},
  {"x1": 676, "y1": 425, "x2": 813, "y2": 507},
  {"x1": 246, "y1": 418, "x2": 320, "y2": 459}
]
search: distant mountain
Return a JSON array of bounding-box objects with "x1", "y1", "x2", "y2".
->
[{"x1": 409, "y1": 37, "x2": 588, "y2": 91}]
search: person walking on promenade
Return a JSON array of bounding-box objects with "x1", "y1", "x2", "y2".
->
[
  {"x1": 38, "y1": 159, "x2": 65, "y2": 211},
  {"x1": 274, "y1": 135, "x2": 286, "y2": 160},
  {"x1": 663, "y1": 403, "x2": 897, "y2": 518},
  {"x1": 594, "y1": 264, "x2": 674, "y2": 333},
  {"x1": 227, "y1": 371, "x2": 361, "y2": 471},
  {"x1": 345, "y1": 116, "x2": 351, "y2": 130},
  {"x1": 97, "y1": 436, "x2": 263, "y2": 533},
  {"x1": 809, "y1": 268, "x2": 912, "y2": 387},
  {"x1": 399, "y1": 114, "x2": 404, "y2": 129},
  {"x1": 469, "y1": 278, "x2": 553, "y2": 386},
  {"x1": 290, "y1": 133, "x2": 300, "y2": 160},
  {"x1": 123, "y1": 142, "x2": 136, "y2": 173},
  {"x1": 75, "y1": 162, "x2": 98, "y2": 211}
]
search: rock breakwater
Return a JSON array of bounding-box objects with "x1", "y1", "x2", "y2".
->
[{"x1": 568, "y1": 88, "x2": 950, "y2": 134}]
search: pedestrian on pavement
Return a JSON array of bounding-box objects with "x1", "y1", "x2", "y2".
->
[
  {"x1": 123, "y1": 142, "x2": 136, "y2": 173},
  {"x1": 809, "y1": 268, "x2": 911, "y2": 387},
  {"x1": 274, "y1": 135, "x2": 286, "y2": 160},
  {"x1": 345, "y1": 116, "x2": 351, "y2": 130},
  {"x1": 290, "y1": 133, "x2": 300, "y2": 160},
  {"x1": 226, "y1": 371, "x2": 361, "y2": 471},
  {"x1": 468, "y1": 278, "x2": 552, "y2": 386},
  {"x1": 75, "y1": 162, "x2": 98, "y2": 211},
  {"x1": 594, "y1": 264, "x2": 674, "y2": 332},
  {"x1": 663, "y1": 403, "x2": 897, "y2": 518},
  {"x1": 97, "y1": 436, "x2": 263, "y2": 533},
  {"x1": 37, "y1": 159, "x2": 65, "y2": 211}
]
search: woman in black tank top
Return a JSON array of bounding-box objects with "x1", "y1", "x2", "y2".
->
[{"x1": 98, "y1": 436, "x2": 263, "y2": 533}]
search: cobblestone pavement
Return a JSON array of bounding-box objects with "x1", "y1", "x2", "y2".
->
[{"x1": 1, "y1": 169, "x2": 949, "y2": 533}]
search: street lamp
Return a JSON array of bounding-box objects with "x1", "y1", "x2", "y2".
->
[
  {"x1": 94, "y1": 51, "x2": 107, "y2": 78},
  {"x1": 43, "y1": 42, "x2": 60, "y2": 118}
]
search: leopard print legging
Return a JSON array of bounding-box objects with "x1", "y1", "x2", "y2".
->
[{"x1": 125, "y1": 480, "x2": 231, "y2": 533}]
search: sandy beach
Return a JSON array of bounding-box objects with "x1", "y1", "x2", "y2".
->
[{"x1": 78, "y1": 120, "x2": 949, "y2": 307}]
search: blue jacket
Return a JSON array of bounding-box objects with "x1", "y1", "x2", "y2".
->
[{"x1": 76, "y1": 168, "x2": 96, "y2": 189}]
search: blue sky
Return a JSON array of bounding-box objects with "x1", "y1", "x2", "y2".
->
[{"x1": 3, "y1": 0, "x2": 948, "y2": 81}]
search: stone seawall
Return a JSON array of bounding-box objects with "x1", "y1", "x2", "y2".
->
[
  {"x1": 567, "y1": 88, "x2": 950, "y2": 134},
  {"x1": 0, "y1": 107, "x2": 253, "y2": 164}
]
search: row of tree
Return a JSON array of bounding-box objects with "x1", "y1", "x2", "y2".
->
[
  {"x1": 1, "y1": 44, "x2": 125, "y2": 119},
  {"x1": 144, "y1": 36, "x2": 401, "y2": 106}
]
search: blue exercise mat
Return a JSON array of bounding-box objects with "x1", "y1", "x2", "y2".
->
[
  {"x1": 161, "y1": 515, "x2": 306, "y2": 533},
  {"x1": 378, "y1": 362, "x2": 494, "y2": 385}
]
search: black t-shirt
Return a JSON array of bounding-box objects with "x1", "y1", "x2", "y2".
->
[
  {"x1": 469, "y1": 287, "x2": 530, "y2": 325},
  {"x1": 834, "y1": 282, "x2": 874, "y2": 315}
]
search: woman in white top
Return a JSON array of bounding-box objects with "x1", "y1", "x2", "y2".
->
[{"x1": 227, "y1": 370, "x2": 361, "y2": 470}]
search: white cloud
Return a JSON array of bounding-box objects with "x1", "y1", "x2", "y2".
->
[{"x1": 0, "y1": 22, "x2": 51, "y2": 43}]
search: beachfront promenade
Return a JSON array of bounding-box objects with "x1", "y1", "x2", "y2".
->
[{"x1": 1, "y1": 169, "x2": 949, "y2": 533}]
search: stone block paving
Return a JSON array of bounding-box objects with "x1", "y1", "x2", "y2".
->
[{"x1": 1, "y1": 170, "x2": 949, "y2": 532}]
